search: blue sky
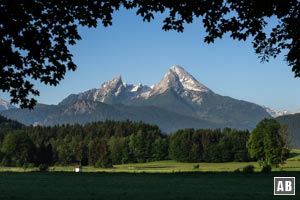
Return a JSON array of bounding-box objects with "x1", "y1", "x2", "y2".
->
[{"x1": 1, "y1": 9, "x2": 300, "y2": 112}]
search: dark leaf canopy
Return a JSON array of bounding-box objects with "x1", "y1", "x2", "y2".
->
[{"x1": 1, "y1": 0, "x2": 299, "y2": 108}]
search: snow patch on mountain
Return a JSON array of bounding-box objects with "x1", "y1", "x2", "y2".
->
[
  {"x1": 131, "y1": 84, "x2": 141, "y2": 92},
  {"x1": 263, "y1": 106, "x2": 293, "y2": 117}
]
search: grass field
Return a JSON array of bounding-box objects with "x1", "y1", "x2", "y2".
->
[
  {"x1": 0, "y1": 171, "x2": 299, "y2": 200},
  {"x1": 289, "y1": 149, "x2": 300, "y2": 161},
  {"x1": 0, "y1": 153, "x2": 299, "y2": 200},
  {"x1": 1, "y1": 159, "x2": 300, "y2": 173},
  {"x1": 50, "y1": 149, "x2": 300, "y2": 173},
  {"x1": 1, "y1": 149, "x2": 299, "y2": 173}
]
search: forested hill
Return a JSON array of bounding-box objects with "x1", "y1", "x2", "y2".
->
[
  {"x1": 276, "y1": 113, "x2": 300, "y2": 149},
  {"x1": 0, "y1": 115, "x2": 24, "y2": 131}
]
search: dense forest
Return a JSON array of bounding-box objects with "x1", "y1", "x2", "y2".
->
[
  {"x1": 0, "y1": 115, "x2": 253, "y2": 168},
  {"x1": 169, "y1": 128, "x2": 250, "y2": 162}
]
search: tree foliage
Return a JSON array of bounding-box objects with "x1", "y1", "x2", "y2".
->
[
  {"x1": 1, "y1": 1, "x2": 300, "y2": 108},
  {"x1": 169, "y1": 128, "x2": 251, "y2": 163},
  {"x1": 1, "y1": 131, "x2": 36, "y2": 167},
  {"x1": 0, "y1": 120, "x2": 169, "y2": 167},
  {"x1": 89, "y1": 138, "x2": 112, "y2": 168},
  {"x1": 247, "y1": 118, "x2": 287, "y2": 167}
]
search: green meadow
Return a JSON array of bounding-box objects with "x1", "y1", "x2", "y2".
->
[
  {"x1": 0, "y1": 150, "x2": 299, "y2": 200},
  {"x1": 50, "y1": 159, "x2": 300, "y2": 173},
  {"x1": 1, "y1": 159, "x2": 299, "y2": 173}
]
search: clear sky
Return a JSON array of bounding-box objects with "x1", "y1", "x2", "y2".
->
[{"x1": 1, "y1": 9, "x2": 300, "y2": 112}]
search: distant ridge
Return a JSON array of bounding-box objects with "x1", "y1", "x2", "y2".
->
[{"x1": 0, "y1": 65, "x2": 271, "y2": 132}]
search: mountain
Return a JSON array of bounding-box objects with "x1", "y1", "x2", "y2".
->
[
  {"x1": 0, "y1": 99, "x2": 16, "y2": 111},
  {"x1": 59, "y1": 75, "x2": 151, "y2": 105},
  {"x1": 276, "y1": 113, "x2": 300, "y2": 149},
  {"x1": 0, "y1": 65, "x2": 271, "y2": 132}
]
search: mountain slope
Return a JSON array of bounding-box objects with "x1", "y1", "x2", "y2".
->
[
  {"x1": 0, "y1": 65, "x2": 271, "y2": 132},
  {"x1": 0, "y1": 100, "x2": 217, "y2": 132},
  {"x1": 276, "y1": 113, "x2": 300, "y2": 148},
  {"x1": 195, "y1": 92, "x2": 270, "y2": 130}
]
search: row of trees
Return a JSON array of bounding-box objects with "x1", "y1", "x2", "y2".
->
[
  {"x1": 0, "y1": 118, "x2": 289, "y2": 168},
  {"x1": 0, "y1": 121, "x2": 169, "y2": 167},
  {"x1": 169, "y1": 128, "x2": 250, "y2": 163}
]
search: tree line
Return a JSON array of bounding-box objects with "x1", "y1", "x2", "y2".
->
[
  {"x1": 0, "y1": 120, "x2": 169, "y2": 168},
  {"x1": 0, "y1": 116, "x2": 288, "y2": 168},
  {"x1": 169, "y1": 128, "x2": 250, "y2": 163}
]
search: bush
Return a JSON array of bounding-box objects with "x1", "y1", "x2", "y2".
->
[
  {"x1": 1, "y1": 157, "x2": 11, "y2": 166},
  {"x1": 242, "y1": 165, "x2": 254, "y2": 173},
  {"x1": 39, "y1": 164, "x2": 49, "y2": 172},
  {"x1": 193, "y1": 164, "x2": 200, "y2": 169},
  {"x1": 234, "y1": 168, "x2": 241, "y2": 173},
  {"x1": 261, "y1": 165, "x2": 272, "y2": 173},
  {"x1": 95, "y1": 159, "x2": 113, "y2": 168},
  {"x1": 22, "y1": 162, "x2": 35, "y2": 169}
]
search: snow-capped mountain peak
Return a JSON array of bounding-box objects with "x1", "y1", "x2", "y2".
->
[
  {"x1": 169, "y1": 65, "x2": 210, "y2": 92},
  {"x1": 92, "y1": 75, "x2": 124, "y2": 102},
  {"x1": 152, "y1": 65, "x2": 210, "y2": 93},
  {"x1": 149, "y1": 65, "x2": 211, "y2": 104},
  {"x1": 88, "y1": 75, "x2": 151, "y2": 103}
]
